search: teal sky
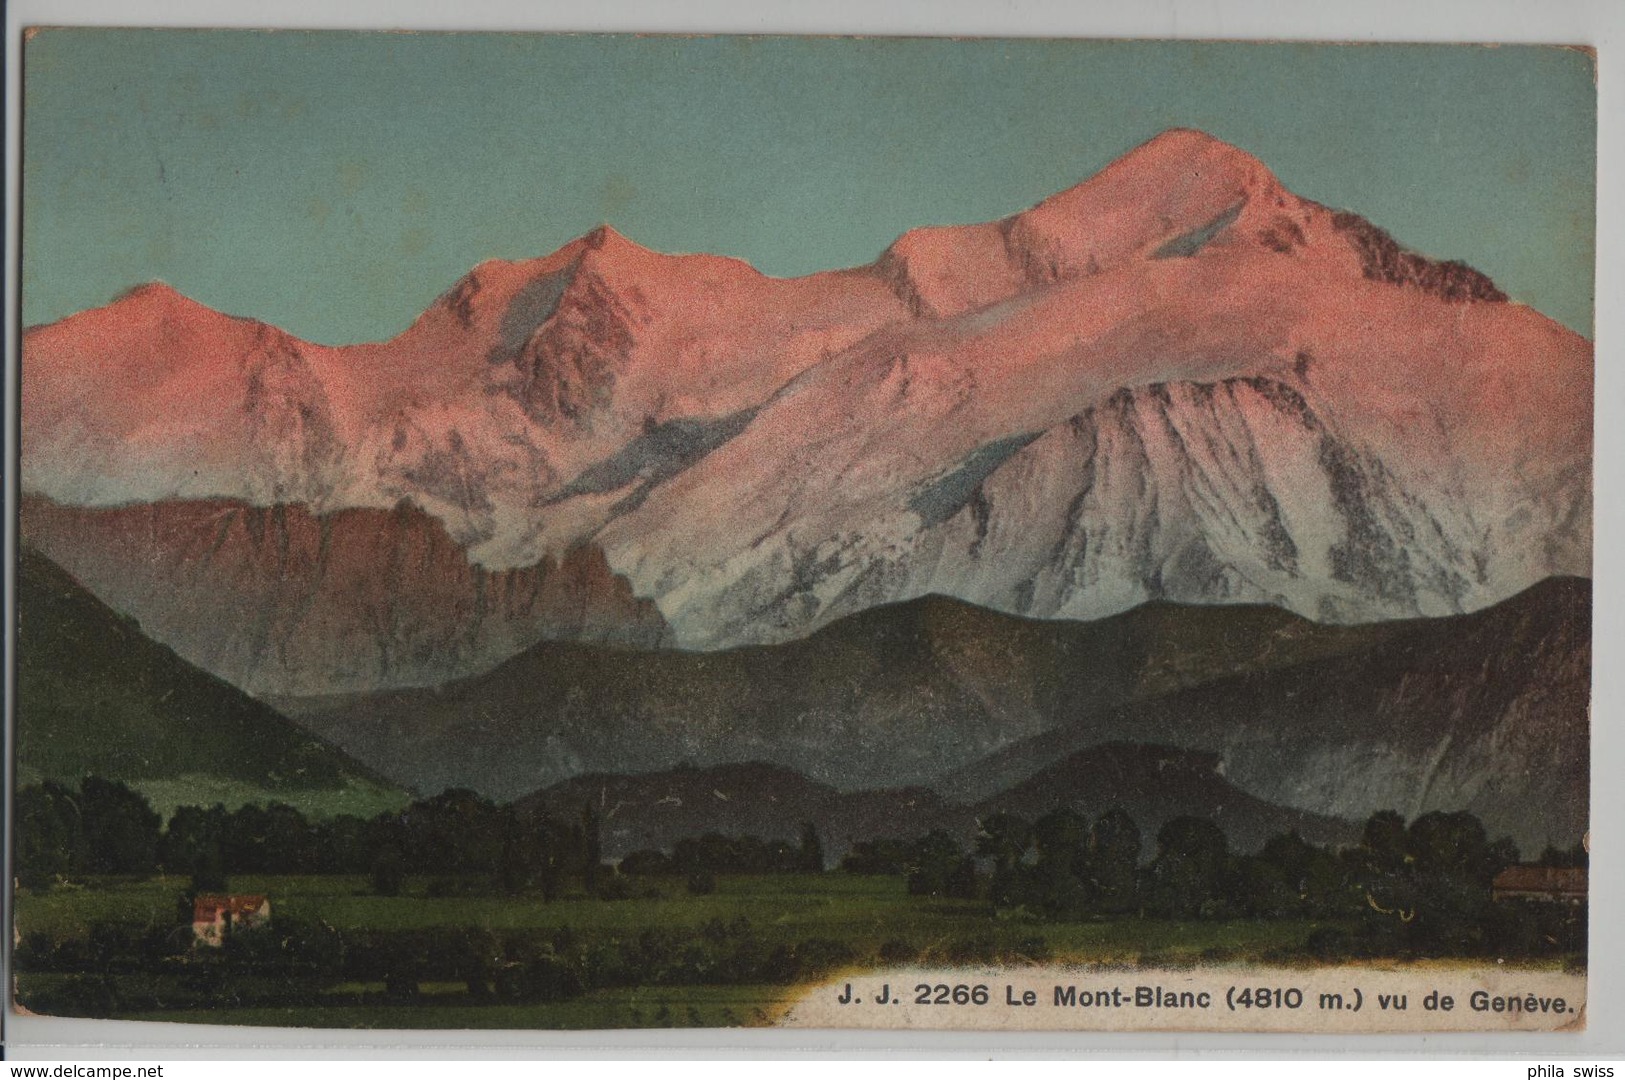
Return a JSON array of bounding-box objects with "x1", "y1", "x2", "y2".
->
[{"x1": 22, "y1": 32, "x2": 1596, "y2": 342}]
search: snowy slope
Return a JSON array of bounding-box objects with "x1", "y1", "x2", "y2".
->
[{"x1": 20, "y1": 129, "x2": 1591, "y2": 688}]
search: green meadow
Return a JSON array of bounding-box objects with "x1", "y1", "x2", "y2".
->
[{"x1": 14, "y1": 873, "x2": 1347, "y2": 1028}]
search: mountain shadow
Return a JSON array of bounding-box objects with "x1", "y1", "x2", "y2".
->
[
  {"x1": 285, "y1": 578, "x2": 1587, "y2": 854},
  {"x1": 16, "y1": 545, "x2": 405, "y2": 813}
]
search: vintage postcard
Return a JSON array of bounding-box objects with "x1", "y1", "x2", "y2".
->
[{"x1": 10, "y1": 31, "x2": 1594, "y2": 1035}]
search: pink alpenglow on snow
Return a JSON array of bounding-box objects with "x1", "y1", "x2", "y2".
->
[{"x1": 21, "y1": 129, "x2": 1592, "y2": 691}]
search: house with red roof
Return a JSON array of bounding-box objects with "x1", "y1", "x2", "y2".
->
[
  {"x1": 1490, "y1": 866, "x2": 1587, "y2": 905},
  {"x1": 192, "y1": 893, "x2": 271, "y2": 946}
]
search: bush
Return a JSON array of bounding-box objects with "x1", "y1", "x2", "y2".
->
[
  {"x1": 31, "y1": 974, "x2": 121, "y2": 1018},
  {"x1": 695, "y1": 914, "x2": 750, "y2": 943},
  {"x1": 596, "y1": 873, "x2": 637, "y2": 901},
  {"x1": 14, "y1": 932, "x2": 57, "y2": 971},
  {"x1": 371, "y1": 847, "x2": 406, "y2": 897},
  {"x1": 619, "y1": 849, "x2": 676, "y2": 876},
  {"x1": 794, "y1": 937, "x2": 855, "y2": 976},
  {"x1": 670, "y1": 940, "x2": 716, "y2": 984},
  {"x1": 621, "y1": 928, "x2": 682, "y2": 981},
  {"x1": 686, "y1": 870, "x2": 717, "y2": 896},
  {"x1": 384, "y1": 970, "x2": 420, "y2": 1000},
  {"x1": 87, "y1": 923, "x2": 139, "y2": 968},
  {"x1": 714, "y1": 937, "x2": 767, "y2": 985},
  {"x1": 276, "y1": 919, "x2": 346, "y2": 981},
  {"x1": 841, "y1": 839, "x2": 911, "y2": 876},
  {"x1": 758, "y1": 943, "x2": 800, "y2": 984},
  {"x1": 582, "y1": 939, "x2": 629, "y2": 988},
  {"x1": 507, "y1": 955, "x2": 584, "y2": 1002},
  {"x1": 426, "y1": 876, "x2": 489, "y2": 898}
]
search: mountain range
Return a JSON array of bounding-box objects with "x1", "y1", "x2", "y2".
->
[
  {"x1": 515, "y1": 749, "x2": 1360, "y2": 863},
  {"x1": 14, "y1": 539, "x2": 1382, "y2": 854},
  {"x1": 21, "y1": 128, "x2": 1590, "y2": 696},
  {"x1": 19, "y1": 494, "x2": 670, "y2": 695},
  {"x1": 15, "y1": 545, "x2": 408, "y2": 819},
  {"x1": 17, "y1": 128, "x2": 1591, "y2": 854},
  {"x1": 284, "y1": 577, "x2": 1586, "y2": 854}
]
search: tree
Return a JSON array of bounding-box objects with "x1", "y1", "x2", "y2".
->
[
  {"x1": 76, "y1": 777, "x2": 160, "y2": 874},
  {"x1": 222, "y1": 803, "x2": 270, "y2": 872},
  {"x1": 1232, "y1": 855, "x2": 1297, "y2": 920},
  {"x1": 14, "y1": 782, "x2": 82, "y2": 888},
  {"x1": 402, "y1": 789, "x2": 503, "y2": 877},
  {"x1": 1407, "y1": 810, "x2": 1500, "y2": 886},
  {"x1": 839, "y1": 838, "x2": 910, "y2": 876},
  {"x1": 1147, "y1": 816, "x2": 1228, "y2": 918},
  {"x1": 796, "y1": 822, "x2": 825, "y2": 874},
  {"x1": 618, "y1": 848, "x2": 676, "y2": 876},
  {"x1": 906, "y1": 830, "x2": 974, "y2": 899},
  {"x1": 1403, "y1": 811, "x2": 1509, "y2": 954},
  {"x1": 371, "y1": 845, "x2": 406, "y2": 897},
  {"x1": 1248, "y1": 830, "x2": 1348, "y2": 918},
  {"x1": 187, "y1": 843, "x2": 228, "y2": 894},
  {"x1": 977, "y1": 812, "x2": 1035, "y2": 909},
  {"x1": 1244, "y1": 831, "x2": 1314, "y2": 917},
  {"x1": 498, "y1": 808, "x2": 542, "y2": 892},
  {"x1": 1032, "y1": 808, "x2": 1089, "y2": 916},
  {"x1": 975, "y1": 813, "x2": 1033, "y2": 874},
  {"x1": 199, "y1": 801, "x2": 315, "y2": 874},
  {"x1": 1087, "y1": 808, "x2": 1141, "y2": 914},
  {"x1": 1360, "y1": 810, "x2": 1409, "y2": 871},
  {"x1": 1538, "y1": 840, "x2": 1588, "y2": 868},
  {"x1": 536, "y1": 814, "x2": 574, "y2": 902},
  {"x1": 581, "y1": 802, "x2": 603, "y2": 897},
  {"x1": 259, "y1": 802, "x2": 317, "y2": 873},
  {"x1": 160, "y1": 803, "x2": 228, "y2": 876},
  {"x1": 313, "y1": 814, "x2": 372, "y2": 874}
]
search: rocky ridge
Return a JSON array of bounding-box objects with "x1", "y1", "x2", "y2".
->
[{"x1": 20, "y1": 128, "x2": 1592, "y2": 692}]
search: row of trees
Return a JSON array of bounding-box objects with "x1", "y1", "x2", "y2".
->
[
  {"x1": 14, "y1": 778, "x2": 830, "y2": 899},
  {"x1": 620, "y1": 825, "x2": 825, "y2": 879},
  {"x1": 869, "y1": 807, "x2": 1584, "y2": 958},
  {"x1": 14, "y1": 780, "x2": 615, "y2": 898},
  {"x1": 17, "y1": 777, "x2": 1586, "y2": 960},
  {"x1": 16, "y1": 778, "x2": 163, "y2": 879}
]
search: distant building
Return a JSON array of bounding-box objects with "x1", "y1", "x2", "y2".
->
[
  {"x1": 192, "y1": 893, "x2": 271, "y2": 946},
  {"x1": 1491, "y1": 866, "x2": 1587, "y2": 905}
]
